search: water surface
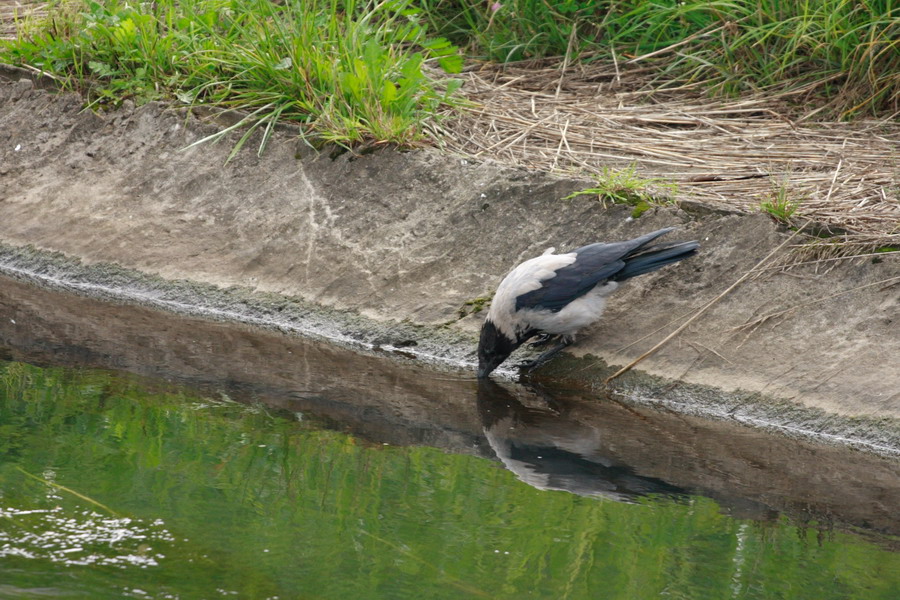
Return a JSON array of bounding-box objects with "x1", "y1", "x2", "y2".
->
[{"x1": 0, "y1": 276, "x2": 898, "y2": 599}]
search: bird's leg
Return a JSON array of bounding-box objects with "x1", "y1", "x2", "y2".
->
[
  {"x1": 528, "y1": 333, "x2": 559, "y2": 348},
  {"x1": 516, "y1": 337, "x2": 573, "y2": 373}
]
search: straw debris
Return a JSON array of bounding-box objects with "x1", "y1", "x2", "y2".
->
[
  {"x1": 0, "y1": 0, "x2": 45, "y2": 39},
  {"x1": 430, "y1": 59, "x2": 899, "y2": 251}
]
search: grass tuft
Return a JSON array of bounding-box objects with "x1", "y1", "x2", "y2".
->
[
  {"x1": 759, "y1": 179, "x2": 803, "y2": 224},
  {"x1": 2, "y1": 0, "x2": 464, "y2": 152},
  {"x1": 565, "y1": 164, "x2": 677, "y2": 217}
]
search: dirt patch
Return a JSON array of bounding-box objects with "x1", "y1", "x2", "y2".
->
[{"x1": 0, "y1": 75, "x2": 898, "y2": 429}]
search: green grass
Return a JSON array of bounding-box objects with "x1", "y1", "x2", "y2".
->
[
  {"x1": 421, "y1": 0, "x2": 899, "y2": 118},
  {"x1": 2, "y1": 0, "x2": 895, "y2": 158},
  {"x1": 2, "y1": 0, "x2": 464, "y2": 153},
  {"x1": 420, "y1": 0, "x2": 607, "y2": 62},
  {"x1": 564, "y1": 164, "x2": 678, "y2": 218},
  {"x1": 760, "y1": 179, "x2": 803, "y2": 224}
]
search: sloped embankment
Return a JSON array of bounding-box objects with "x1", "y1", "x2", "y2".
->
[{"x1": 1, "y1": 73, "x2": 898, "y2": 448}]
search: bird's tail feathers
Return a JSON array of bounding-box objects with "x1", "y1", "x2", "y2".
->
[{"x1": 613, "y1": 241, "x2": 699, "y2": 281}]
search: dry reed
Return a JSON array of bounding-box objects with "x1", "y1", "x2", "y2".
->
[
  {"x1": 0, "y1": 0, "x2": 46, "y2": 39},
  {"x1": 430, "y1": 59, "x2": 899, "y2": 250}
]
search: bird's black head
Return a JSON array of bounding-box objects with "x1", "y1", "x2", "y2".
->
[{"x1": 477, "y1": 319, "x2": 521, "y2": 378}]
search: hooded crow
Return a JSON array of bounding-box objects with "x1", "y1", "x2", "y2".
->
[{"x1": 476, "y1": 227, "x2": 699, "y2": 378}]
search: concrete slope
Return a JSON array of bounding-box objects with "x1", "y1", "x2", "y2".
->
[{"x1": 1, "y1": 75, "x2": 898, "y2": 426}]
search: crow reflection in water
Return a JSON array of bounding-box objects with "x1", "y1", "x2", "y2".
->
[{"x1": 477, "y1": 380, "x2": 686, "y2": 503}]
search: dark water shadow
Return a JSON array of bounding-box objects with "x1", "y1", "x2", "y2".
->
[{"x1": 1, "y1": 273, "x2": 898, "y2": 546}]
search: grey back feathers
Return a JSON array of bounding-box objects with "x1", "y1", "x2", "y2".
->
[
  {"x1": 515, "y1": 227, "x2": 697, "y2": 313},
  {"x1": 477, "y1": 227, "x2": 699, "y2": 378}
]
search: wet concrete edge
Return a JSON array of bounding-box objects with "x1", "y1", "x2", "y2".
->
[{"x1": 2, "y1": 242, "x2": 897, "y2": 457}]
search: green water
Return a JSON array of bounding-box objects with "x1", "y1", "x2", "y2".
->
[{"x1": 1, "y1": 361, "x2": 897, "y2": 599}]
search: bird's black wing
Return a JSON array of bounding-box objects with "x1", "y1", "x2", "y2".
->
[{"x1": 515, "y1": 228, "x2": 675, "y2": 313}]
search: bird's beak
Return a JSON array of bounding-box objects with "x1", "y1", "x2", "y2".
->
[
  {"x1": 477, "y1": 319, "x2": 517, "y2": 379},
  {"x1": 477, "y1": 349, "x2": 505, "y2": 379},
  {"x1": 476, "y1": 356, "x2": 490, "y2": 379}
]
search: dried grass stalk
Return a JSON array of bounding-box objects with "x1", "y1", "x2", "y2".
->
[{"x1": 434, "y1": 61, "x2": 900, "y2": 248}]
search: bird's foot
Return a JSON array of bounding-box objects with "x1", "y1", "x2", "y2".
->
[
  {"x1": 528, "y1": 333, "x2": 558, "y2": 349},
  {"x1": 515, "y1": 358, "x2": 541, "y2": 372},
  {"x1": 516, "y1": 339, "x2": 572, "y2": 373},
  {"x1": 516, "y1": 354, "x2": 555, "y2": 373}
]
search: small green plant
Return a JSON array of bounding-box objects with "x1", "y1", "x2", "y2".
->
[
  {"x1": 760, "y1": 180, "x2": 802, "y2": 224},
  {"x1": 564, "y1": 164, "x2": 677, "y2": 218},
  {"x1": 872, "y1": 246, "x2": 899, "y2": 262}
]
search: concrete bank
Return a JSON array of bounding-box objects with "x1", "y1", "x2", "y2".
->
[{"x1": 1, "y1": 73, "x2": 898, "y2": 451}]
